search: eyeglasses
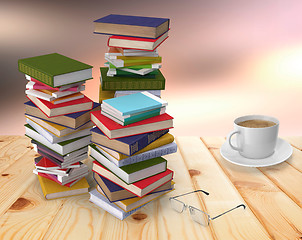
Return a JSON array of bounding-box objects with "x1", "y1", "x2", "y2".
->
[{"x1": 169, "y1": 190, "x2": 246, "y2": 226}]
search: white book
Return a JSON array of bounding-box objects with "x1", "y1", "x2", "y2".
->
[
  {"x1": 35, "y1": 168, "x2": 70, "y2": 177},
  {"x1": 25, "y1": 124, "x2": 91, "y2": 155},
  {"x1": 26, "y1": 89, "x2": 55, "y2": 101},
  {"x1": 26, "y1": 118, "x2": 91, "y2": 144},
  {"x1": 93, "y1": 142, "x2": 177, "y2": 167},
  {"x1": 89, "y1": 188, "x2": 149, "y2": 220},
  {"x1": 57, "y1": 164, "x2": 89, "y2": 184},
  {"x1": 115, "y1": 90, "x2": 161, "y2": 98},
  {"x1": 52, "y1": 85, "x2": 85, "y2": 98},
  {"x1": 90, "y1": 147, "x2": 167, "y2": 184}
]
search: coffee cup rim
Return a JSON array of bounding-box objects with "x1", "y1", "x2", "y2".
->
[{"x1": 234, "y1": 115, "x2": 279, "y2": 128}]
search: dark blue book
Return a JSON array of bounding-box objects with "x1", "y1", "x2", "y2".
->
[
  {"x1": 93, "y1": 14, "x2": 170, "y2": 39},
  {"x1": 93, "y1": 172, "x2": 173, "y2": 202},
  {"x1": 25, "y1": 101, "x2": 101, "y2": 129},
  {"x1": 90, "y1": 127, "x2": 169, "y2": 156}
]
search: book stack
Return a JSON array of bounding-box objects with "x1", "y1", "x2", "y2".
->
[
  {"x1": 18, "y1": 53, "x2": 101, "y2": 200},
  {"x1": 89, "y1": 15, "x2": 176, "y2": 220},
  {"x1": 93, "y1": 14, "x2": 169, "y2": 102}
]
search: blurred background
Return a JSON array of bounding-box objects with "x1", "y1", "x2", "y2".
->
[{"x1": 1, "y1": 0, "x2": 302, "y2": 136}]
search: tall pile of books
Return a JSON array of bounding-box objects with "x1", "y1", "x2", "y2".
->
[
  {"x1": 18, "y1": 53, "x2": 101, "y2": 200},
  {"x1": 89, "y1": 14, "x2": 177, "y2": 220}
]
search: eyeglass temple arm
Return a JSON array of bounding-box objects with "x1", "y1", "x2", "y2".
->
[
  {"x1": 210, "y1": 204, "x2": 246, "y2": 220},
  {"x1": 170, "y1": 190, "x2": 209, "y2": 199}
]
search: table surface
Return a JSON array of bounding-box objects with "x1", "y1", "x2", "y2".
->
[{"x1": 0, "y1": 135, "x2": 301, "y2": 240}]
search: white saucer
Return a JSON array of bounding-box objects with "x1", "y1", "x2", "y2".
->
[{"x1": 220, "y1": 138, "x2": 293, "y2": 167}]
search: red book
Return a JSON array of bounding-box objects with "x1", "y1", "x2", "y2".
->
[
  {"x1": 92, "y1": 161, "x2": 173, "y2": 197},
  {"x1": 107, "y1": 31, "x2": 169, "y2": 51},
  {"x1": 35, "y1": 157, "x2": 80, "y2": 170},
  {"x1": 90, "y1": 111, "x2": 173, "y2": 139},
  {"x1": 28, "y1": 77, "x2": 84, "y2": 92},
  {"x1": 27, "y1": 94, "x2": 93, "y2": 117},
  {"x1": 35, "y1": 172, "x2": 78, "y2": 187}
]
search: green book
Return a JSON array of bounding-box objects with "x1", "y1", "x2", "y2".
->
[
  {"x1": 108, "y1": 69, "x2": 158, "y2": 78},
  {"x1": 100, "y1": 67, "x2": 165, "y2": 91},
  {"x1": 107, "y1": 62, "x2": 160, "y2": 70},
  {"x1": 91, "y1": 149, "x2": 167, "y2": 184},
  {"x1": 18, "y1": 53, "x2": 93, "y2": 87}
]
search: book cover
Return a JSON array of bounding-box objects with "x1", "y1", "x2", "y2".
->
[
  {"x1": 35, "y1": 156, "x2": 80, "y2": 170},
  {"x1": 90, "y1": 127, "x2": 168, "y2": 156},
  {"x1": 100, "y1": 67, "x2": 165, "y2": 91},
  {"x1": 90, "y1": 111, "x2": 173, "y2": 139},
  {"x1": 92, "y1": 161, "x2": 173, "y2": 197},
  {"x1": 93, "y1": 172, "x2": 172, "y2": 202},
  {"x1": 25, "y1": 101, "x2": 101, "y2": 129},
  {"x1": 105, "y1": 56, "x2": 162, "y2": 68},
  {"x1": 102, "y1": 91, "x2": 167, "y2": 116},
  {"x1": 91, "y1": 149, "x2": 167, "y2": 184},
  {"x1": 93, "y1": 14, "x2": 169, "y2": 39},
  {"x1": 38, "y1": 175, "x2": 89, "y2": 200},
  {"x1": 18, "y1": 53, "x2": 93, "y2": 87},
  {"x1": 27, "y1": 95, "x2": 93, "y2": 117}
]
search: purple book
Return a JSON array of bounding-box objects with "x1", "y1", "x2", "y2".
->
[{"x1": 90, "y1": 127, "x2": 169, "y2": 156}]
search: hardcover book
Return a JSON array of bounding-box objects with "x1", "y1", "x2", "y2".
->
[
  {"x1": 102, "y1": 91, "x2": 167, "y2": 116},
  {"x1": 25, "y1": 101, "x2": 101, "y2": 129},
  {"x1": 108, "y1": 32, "x2": 169, "y2": 51},
  {"x1": 90, "y1": 127, "x2": 168, "y2": 156},
  {"x1": 90, "y1": 111, "x2": 173, "y2": 139},
  {"x1": 93, "y1": 14, "x2": 170, "y2": 39},
  {"x1": 100, "y1": 67, "x2": 165, "y2": 91},
  {"x1": 105, "y1": 56, "x2": 162, "y2": 68},
  {"x1": 92, "y1": 161, "x2": 173, "y2": 197},
  {"x1": 91, "y1": 150, "x2": 167, "y2": 184},
  {"x1": 35, "y1": 156, "x2": 80, "y2": 170},
  {"x1": 89, "y1": 188, "x2": 149, "y2": 220},
  {"x1": 114, "y1": 90, "x2": 161, "y2": 98},
  {"x1": 27, "y1": 95, "x2": 93, "y2": 117},
  {"x1": 107, "y1": 47, "x2": 159, "y2": 57},
  {"x1": 38, "y1": 175, "x2": 89, "y2": 200},
  {"x1": 93, "y1": 172, "x2": 173, "y2": 202},
  {"x1": 18, "y1": 53, "x2": 93, "y2": 87}
]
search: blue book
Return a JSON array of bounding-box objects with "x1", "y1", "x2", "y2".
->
[
  {"x1": 25, "y1": 101, "x2": 101, "y2": 129},
  {"x1": 90, "y1": 127, "x2": 169, "y2": 156},
  {"x1": 102, "y1": 91, "x2": 167, "y2": 116},
  {"x1": 93, "y1": 14, "x2": 170, "y2": 39},
  {"x1": 93, "y1": 172, "x2": 173, "y2": 203}
]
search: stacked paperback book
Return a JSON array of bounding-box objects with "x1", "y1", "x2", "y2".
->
[
  {"x1": 90, "y1": 14, "x2": 177, "y2": 220},
  {"x1": 18, "y1": 53, "x2": 101, "y2": 199}
]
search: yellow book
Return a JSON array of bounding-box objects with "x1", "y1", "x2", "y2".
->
[
  {"x1": 98, "y1": 182, "x2": 174, "y2": 212},
  {"x1": 26, "y1": 115, "x2": 93, "y2": 137},
  {"x1": 99, "y1": 86, "x2": 115, "y2": 103},
  {"x1": 37, "y1": 175, "x2": 89, "y2": 200},
  {"x1": 96, "y1": 133, "x2": 174, "y2": 161}
]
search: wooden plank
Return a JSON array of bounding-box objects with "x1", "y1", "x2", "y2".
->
[
  {"x1": 282, "y1": 137, "x2": 302, "y2": 172},
  {"x1": 202, "y1": 137, "x2": 302, "y2": 240},
  {"x1": 175, "y1": 137, "x2": 271, "y2": 240},
  {"x1": 0, "y1": 144, "x2": 37, "y2": 217},
  {"x1": 0, "y1": 136, "x2": 34, "y2": 173},
  {"x1": 0, "y1": 136, "x2": 22, "y2": 150},
  {"x1": 0, "y1": 178, "x2": 65, "y2": 240}
]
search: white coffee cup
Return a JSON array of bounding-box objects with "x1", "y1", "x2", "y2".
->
[{"x1": 227, "y1": 115, "x2": 279, "y2": 159}]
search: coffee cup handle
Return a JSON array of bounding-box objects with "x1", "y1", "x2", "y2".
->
[{"x1": 227, "y1": 130, "x2": 241, "y2": 151}]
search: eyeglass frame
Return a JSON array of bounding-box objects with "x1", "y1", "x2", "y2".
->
[{"x1": 169, "y1": 190, "x2": 246, "y2": 226}]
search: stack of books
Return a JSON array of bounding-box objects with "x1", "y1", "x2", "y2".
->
[
  {"x1": 93, "y1": 14, "x2": 170, "y2": 102},
  {"x1": 18, "y1": 53, "x2": 101, "y2": 200},
  {"x1": 90, "y1": 15, "x2": 176, "y2": 220}
]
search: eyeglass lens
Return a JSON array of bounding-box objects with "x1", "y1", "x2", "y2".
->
[
  {"x1": 189, "y1": 206, "x2": 209, "y2": 226},
  {"x1": 170, "y1": 198, "x2": 186, "y2": 213}
]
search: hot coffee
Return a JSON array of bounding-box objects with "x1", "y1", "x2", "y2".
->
[{"x1": 237, "y1": 119, "x2": 276, "y2": 128}]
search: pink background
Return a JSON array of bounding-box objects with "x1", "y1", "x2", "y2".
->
[{"x1": 1, "y1": 0, "x2": 302, "y2": 137}]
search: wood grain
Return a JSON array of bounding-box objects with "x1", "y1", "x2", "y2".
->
[
  {"x1": 202, "y1": 136, "x2": 302, "y2": 240},
  {"x1": 176, "y1": 137, "x2": 271, "y2": 240}
]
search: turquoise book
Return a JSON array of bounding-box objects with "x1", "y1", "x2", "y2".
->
[{"x1": 102, "y1": 91, "x2": 167, "y2": 116}]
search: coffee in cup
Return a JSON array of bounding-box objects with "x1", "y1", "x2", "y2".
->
[{"x1": 227, "y1": 115, "x2": 279, "y2": 159}]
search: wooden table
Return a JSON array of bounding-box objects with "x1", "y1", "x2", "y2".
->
[{"x1": 0, "y1": 136, "x2": 301, "y2": 240}]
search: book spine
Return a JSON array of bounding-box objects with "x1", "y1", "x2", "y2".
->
[
  {"x1": 129, "y1": 129, "x2": 169, "y2": 155},
  {"x1": 18, "y1": 61, "x2": 54, "y2": 87},
  {"x1": 118, "y1": 142, "x2": 177, "y2": 167},
  {"x1": 102, "y1": 80, "x2": 165, "y2": 90}
]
